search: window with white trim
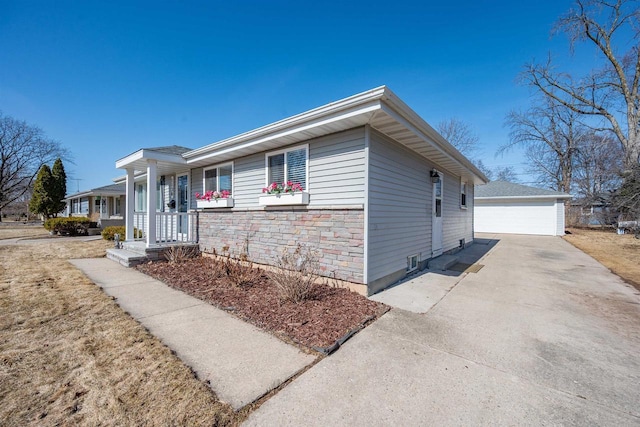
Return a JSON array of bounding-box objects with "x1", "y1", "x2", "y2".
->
[
  {"x1": 79, "y1": 197, "x2": 89, "y2": 214},
  {"x1": 407, "y1": 254, "x2": 419, "y2": 272},
  {"x1": 203, "y1": 163, "x2": 233, "y2": 194},
  {"x1": 136, "y1": 183, "x2": 147, "y2": 212},
  {"x1": 265, "y1": 145, "x2": 307, "y2": 190},
  {"x1": 460, "y1": 181, "x2": 467, "y2": 209}
]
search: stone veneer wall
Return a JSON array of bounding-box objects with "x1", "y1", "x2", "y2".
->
[{"x1": 198, "y1": 208, "x2": 365, "y2": 283}]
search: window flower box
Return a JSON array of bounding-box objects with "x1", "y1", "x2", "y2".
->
[
  {"x1": 259, "y1": 192, "x2": 309, "y2": 206},
  {"x1": 195, "y1": 190, "x2": 233, "y2": 209},
  {"x1": 197, "y1": 198, "x2": 234, "y2": 209}
]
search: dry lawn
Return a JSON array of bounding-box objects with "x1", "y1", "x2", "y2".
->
[
  {"x1": 0, "y1": 224, "x2": 49, "y2": 240},
  {"x1": 564, "y1": 228, "x2": 640, "y2": 291},
  {"x1": 0, "y1": 238, "x2": 236, "y2": 426}
]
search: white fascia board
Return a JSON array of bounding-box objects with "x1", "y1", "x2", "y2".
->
[
  {"x1": 115, "y1": 149, "x2": 187, "y2": 169},
  {"x1": 186, "y1": 102, "x2": 381, "y2": 165},
  {"x1": 184, "y1": 86, "x2": 387, "y2": 160},
  {"x1": 380, "y1": 90, "x2": 489, "y2": 184},
  {"x1": 115, "y1": 150, "x2": 144, "y2": 169},
  {"x1": 64, "y1": 191, "x2": 92, "y2": 200},
  {"x1": 476, "y1": 195, "x2": 573, "y2": 201},
  {"x1": 65, "y1": 189, "x2": 125, "y2": 200}
]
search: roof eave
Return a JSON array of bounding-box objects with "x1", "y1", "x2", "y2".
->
[
  {"x1": 183, "y1": 86, "x2": 388, "y2": 161},
  {"x1": 115, "y1": 149, "x2": 188, "y2": 169},
  {"x1": 475, "y1": 195, "x2": 573, "y2": 200},
  {"x1": 380, "y1": 89, "x2": 489, "y2": 184}
]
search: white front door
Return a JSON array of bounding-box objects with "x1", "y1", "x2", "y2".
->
[
  {"x1": 177, "y1": 173, "x2": 189, "y2": 239},
  {"x1": 432, "y1": 172, "x2": 443, "y2": 257}
]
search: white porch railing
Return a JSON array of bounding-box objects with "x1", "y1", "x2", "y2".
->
[{"x1": 132, "y1": 212, "x2": 198, "y2": 244}]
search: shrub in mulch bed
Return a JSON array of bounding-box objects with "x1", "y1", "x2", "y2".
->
[{"x1": 136, "y1": 257, "x2": 388, "y2": 352}]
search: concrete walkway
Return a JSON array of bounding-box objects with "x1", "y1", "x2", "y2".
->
[
  {"x1": 245, "y1": 234, "x2": 640, "y2": 425},
  {"x1": 370, "y1": 237, "x2": 498, "y2": 313},
  {"x1": 70, "y1": 258, "x2": 316, "y2": 410}
]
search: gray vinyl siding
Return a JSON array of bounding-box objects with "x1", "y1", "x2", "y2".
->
[
  {"x1": 367, "y1": 129, "x2": 476, "y2": 288},
  {"x1": 367, "y1": 130, "x2": 432, "y2": 284},
  {"x1": 441, "y1": 173, "x2": 474, "y2": 250},
  {"x1": 233, "y1": 153, "x2": 265, "y2": 208},
  {"x1": 308, "y1": 128, "x2": 365, "y2": 206},
  {"x1": 189, "y1": 128, "x2": 366, "y2": 209},
  {"x1": 190, "y1": 168, "x2": 203, "y2": 210}
]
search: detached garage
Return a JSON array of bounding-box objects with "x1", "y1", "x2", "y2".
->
[{"x1": 474, "y1": 181, "x2": 572, "y2": 236}]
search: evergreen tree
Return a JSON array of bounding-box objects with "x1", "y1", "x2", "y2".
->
[
  {"x1": 613, "y1": 164, "x2": 640, "y2": 220},
  {"x1": 29, "y1": 165, "x2": 55, "y2": 219},
  {"x1": 51, "y1": 158, "x2": 67, "y2": 215}
]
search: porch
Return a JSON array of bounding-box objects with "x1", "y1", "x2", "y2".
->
[
  {"x1": 106, "y1": 209, "x2": 199, "y2": 267},
  {"x1": 131, "y1": 211, "x2": 199, "y2": 245}
]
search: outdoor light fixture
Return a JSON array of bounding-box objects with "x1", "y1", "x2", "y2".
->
[{"x1": 430, "y1": 169, "x2": 440, "y2": 183}]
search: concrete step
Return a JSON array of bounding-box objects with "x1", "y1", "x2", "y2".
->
[
  {"x1": 121, "y1": 242, "x2": 148, "y2": 256},
  {"x1": 106, "y1": 248, "x2": 148, "y2": 267},
  {"x1": 428, "y1": 254, "x2": 458, "y2": 271}
]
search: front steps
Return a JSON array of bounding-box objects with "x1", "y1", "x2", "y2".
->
[
  {"x1": 106, "y1": 248, "x2": 148, "y2": 267},
  {"x1": 106, "y1": 241, "x2": 199, "y2": 267}
]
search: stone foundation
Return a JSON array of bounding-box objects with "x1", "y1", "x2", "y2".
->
[{"x1": 198, "y1": 208, "x2": 365, "y2": 284}]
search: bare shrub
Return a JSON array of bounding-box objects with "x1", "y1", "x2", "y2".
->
[
  {"x1": 218, "y1": 255, "x2": 262, "y2": 288},
  {"x1": 269, "y1": 244, "x2": 320, "y2": 303},
  {"x1": 164, "y1": 245, "x2": 201, "y2": 264}
]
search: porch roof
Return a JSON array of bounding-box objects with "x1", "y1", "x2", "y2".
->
[
  {"x1": 115, "y1": 145, "x2": 191, "y2": 176},
  {"x1": 64, "y1": 183, "x2": 126, "y2": 201},
  {"x1": 114, "y1": 87, "x2": 489, "y2": 185}
]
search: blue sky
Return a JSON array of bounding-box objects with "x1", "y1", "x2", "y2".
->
[{"x1": 1, "y1": 0, "x2": 590, "y2": 192}]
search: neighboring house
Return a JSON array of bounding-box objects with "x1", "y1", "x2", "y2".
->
[
  {"x1": 64, "y1": 183, "x2": 126, "y2": 226},
  {"x1": 569, "y1": 194, "x2": 617, "y2": 226},
  {"x1": 474, "y1": 181, "x2": 572, "y2": 236},
  {"x1": 114, "y1": 86, "x2": 487, "y2": 295}
]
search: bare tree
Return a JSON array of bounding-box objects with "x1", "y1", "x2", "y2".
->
[
  {"x1": 0, "y1": 112, "x2": 68, "y2": 220},
  {"x1": 494, "y1": 166, "x2": 520, "y2": 182},
  {"x1": 524, "y1": 0, "x2": 640, "y2": 168},
  {"x1": 437, "y1": 117, "x2": 497, "y2": 180},
  {"x1": 502, "y1": 96, "x2": 586, "y2": 193},
  {"x1": 474, "y1": 159, "x2": 494, "y2": 180},
  {"x1": 437, "y1": 117, "x2": 480, "y2": 158},
  {"x1": 573, "y1": 131, "x2": 623, "y2": 202}
]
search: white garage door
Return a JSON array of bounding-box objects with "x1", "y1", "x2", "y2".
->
[{"x1": 475, "y1": 199, "x2": 559, "y2": 236}]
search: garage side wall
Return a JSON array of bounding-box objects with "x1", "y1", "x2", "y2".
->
[{"x1": 556, "y1": 199, "x2": 566, "y2": 236}]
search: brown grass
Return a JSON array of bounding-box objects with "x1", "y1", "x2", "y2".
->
[
  {"x1": 0, "y1": 224, "x2": 49, "y2": 240},
  {"x1": 564, "y1": 228, "x2": 640, "y2": 291},
  {"x1": 0, "y1": 238, "x2": 236, "y2": 426}
]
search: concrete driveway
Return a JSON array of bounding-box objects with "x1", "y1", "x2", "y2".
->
[{"x1": 245, "y1": 234, "x2": 640, "y2": 426}]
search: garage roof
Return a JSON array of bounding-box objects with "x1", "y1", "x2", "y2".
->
[{"x1": 476, "y1": 181, "x2": 572, "y2": 200}]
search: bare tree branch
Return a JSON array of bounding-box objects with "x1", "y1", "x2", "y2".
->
[
  {"x1": 0, "y1": 112, "x2": 69, "y2": 218},
  {"x1": 525, "y1": 0, "x2": 640, "y2": 167},
  {"x1": 437, "y1": 118, "x2": 480, "y2": 158}
]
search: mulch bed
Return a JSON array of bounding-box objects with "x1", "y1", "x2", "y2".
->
[{"x1": 136, "y1": 258, "x2": 388, "y2": 351}]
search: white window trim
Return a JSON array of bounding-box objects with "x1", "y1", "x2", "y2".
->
[
  {"x1": 264, "y1": 144, "x2": 309, "y2": 191},
  {"x1": 203, "y1": 161, "x2": 234, "y2": 195},
  {"x1": 135, "y1": 183, "x2": 147, "y2": 212},
  {"x1": 460, "y1": 180, "x2": 467, "y2": 210},
  {"x1": 407, "y1": 254, "x2": 419, "y2": 272}
]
